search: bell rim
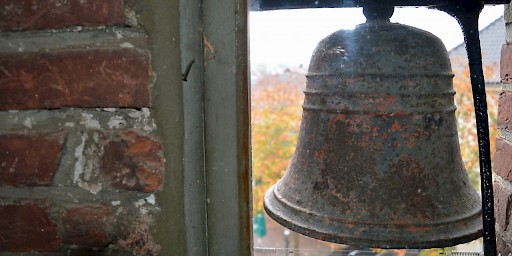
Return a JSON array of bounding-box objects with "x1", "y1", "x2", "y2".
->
[
  {"x1": 264, "y1": 185, "x2": 483, "y2": 249},
  {"x1": 271, "y1": 184, "x2": 482, "y2": 227}
]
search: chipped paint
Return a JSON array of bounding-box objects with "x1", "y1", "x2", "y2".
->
[
  {"x1": 135, "y1": 198, "x2": 146, "y2": 208},
  {"x1": 124, "y1": 8, "x2": 138, "y2": 27},
  {"x1": 80, "y1": 112, "x2": 101, "y2": 129},
  {"x1": 120, "y1": 42, "x2": 135, "y2": 48},
  {"x1": 64, "y1": 122, "x2": 75, "y2": 128},
  {"x1": 128, "y1": 110, "x2": 142, "y2": 118},
  {"x1": 145, "y1": 194, "x2": 156, "y2": 205},
  {"x1": 108, "y1": 115, "x2": 127, "y2": 129},
  {"x1": 125, "y1": 108, "x2": 157, "y2": 132},
  {"x1": 73, "y1": 133, "x2": 87, "y2": 183},
  {"x1": 73, "y1": 132, "x2": 104, "y2": 194},
  {"x1": 203, "y1": 35, "x2": 215, "y2": 64},
  {"x1": 23, "y1": 117, "x2": 33, "y2": 128},
  {"x1": 8, "y1": 157, "x2": 18, "y2": 173}
]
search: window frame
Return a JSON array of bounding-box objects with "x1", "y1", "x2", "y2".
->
[{"x1": 179, "y1": 0, "x2": 252, "y2": 255}]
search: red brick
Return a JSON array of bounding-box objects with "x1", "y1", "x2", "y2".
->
[
  {"x1": 0, "y1": 49, "x2": 152, "y2": 110},
  {"x1": 502, "y1": 44, "x2": 512, "y2": 83},
  {"x1": 101, "y1": 131, "x2": 164, "y2": 192},
  {"x1": 116, "y1": 217, "x2": 160, "y2": 256},
  {"x1": 494, "y1": 180, "x2": 512, "y2": 231},
  {"x1": 0, "y1": 0, "x2": 125, "y2": 31},
  {"x1": 499, "y1": 91, "x2": 512, "y2": 131},
  {"x1": 495, "y1": 138, "x2": 512, "y2": 182},
  {"x1": 62, "y1": 205, "x2": 113, "y2": 248},
  {"x1": 0, "y1": 132, "x2": 65, "y2": 187},
  {"x1": 0, "y1": 201, "x2": 61, "y2": 252}
]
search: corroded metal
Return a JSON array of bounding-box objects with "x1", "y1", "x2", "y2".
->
[{"x1": 264, "y1": 16, "x2": 482, "y2": 248}]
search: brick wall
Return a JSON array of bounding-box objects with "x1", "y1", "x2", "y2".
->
[
  {"x1": 0, "y1": 0, "x2": 164, "y2": 254},
  {"x1": 496, "y1": 4, "x2": 512, "y2": 255}
]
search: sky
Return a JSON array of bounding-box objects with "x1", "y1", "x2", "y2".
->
[{"x1": 249, "y1": 5, "x2": 505, "y2": 69}]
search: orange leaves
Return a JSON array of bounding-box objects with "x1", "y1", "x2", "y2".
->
[
  {"x1": 251, "y1": 71, "x2": 305, "y2": 214},
  {"x1": 452, "y1": 58, "x2": 499, "y2": 189}
]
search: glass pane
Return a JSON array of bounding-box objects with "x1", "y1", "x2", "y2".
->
[{"x1": 250, "y1": 5, "x2": 502, "y2": 254}]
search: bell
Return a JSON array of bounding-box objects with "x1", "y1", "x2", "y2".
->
[{"x1": 264, "y1": 5, "x2": 482, "y2": 249}]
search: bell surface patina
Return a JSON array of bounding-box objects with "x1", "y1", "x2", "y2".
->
[{"x1": 264, "y1": 11, "x2": 482, "y2": 248}]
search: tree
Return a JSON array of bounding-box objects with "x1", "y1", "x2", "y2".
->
[
  {"x1": 452, "y1": 58, "x2": 499, "y2": 190},
  {"x1": 251, "y1": 70, "x2": 305, "y2": 214}
]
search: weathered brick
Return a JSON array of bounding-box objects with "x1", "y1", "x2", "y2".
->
[
  {"x1": 116, "y1": 217, "x2": 160, "y2": 255},
  {"x1": 101, "y1": 131, "x2": 164, "y2": 192},
  {"x1": 502, "y1": 44, "x2": 512, "y2": 83},
  {"x1": 495, "y1": 138, "x2": 512, "y2": 182},
  {"x1": 499, "y1": 91, "x2": 512, "y2": 131},
  {"x1": 498, "y1": 234, "x2": 512, "y2": 256},
  {"x1": 0, "y1": 49, "x2": 152, "y2": 110},
  {"x1": 62, "y1": 205, "x2": 113, "y2": 248},
  {"x1": 0, "y1": 201, "x2": 61, "y2": 252},
  {"x1": 0, "y1": 132, "x2": 65, "y2": 187},
  {"x1": 0, "y1": 0, "x2": 125, "y2": 31},
  {"x1": 506, "y1": 4, "x2": 512, "y2": 22},
  {"x1": 495, "y1": 180, "x2": 512, "y2": 231}
]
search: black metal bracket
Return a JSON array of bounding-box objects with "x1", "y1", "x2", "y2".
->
[{"x1": 436, "y1": 2, "x2": 497, "y2": 255}]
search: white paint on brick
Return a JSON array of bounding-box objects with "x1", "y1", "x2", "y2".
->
[
  {"x1": 502, "y1": 83, "x2": 512, "y2": 92},
  {"x1": 120, "y1": 42, "x2": 135, "y2": 48},
  {"x1": 127, "y1": 108, "x2": 156, "y2": 132},
  {"x1": 79, "y1": 132, "x2": 104, "y2": 194},
  {"x1": 9, "y1": 157, "x2": 18, "y2": 173},
  {"x1": 73, "y1": 133, "x2": 87, "y2": 183},
  {"x1": 64, "y1": 122, "x2": 75, "y2": 127},
  {"x1": 112, "y1": 201, "x2": 121, "y2": 206},
  {"x1": 108, "y1": 115, "x2": 127, "y2": 129},
  {"x1": 142, "y1": 108, "x2": 151, "y2": 117},
  {"x1": 80, "y1": 112, "x2": 101, "y2": 129},
  {"x1": 499, "y1": 130, "x2": 512, "y2": 142},
  {"x1": 124, "y1": 8, "x2": 138, "y2": 27},
  {"x1": 23, "y1": 117, "x2": 33, "y2": 128},
  {"x1": 113, "y1": 29, "x2": 124, "y2": 39},
  {"x1": 145, "y1": 194, "x2": 156, "y2": 205},
  {"x1": 128, "y1": 110, "x2": 142, "y2": 119},
  {"x1": 142, "y1": 108, "x2": 156, "y2": 131},
  {"x1": 80, "y1": 183, "x2": 102, "y2": 195},
  {"x1": 135, "y1": 198, "x2": 146, "y2": 207}
]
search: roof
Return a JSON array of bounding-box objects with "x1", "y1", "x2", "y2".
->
[{"x1": 449, "y1": 15, "x2": 505, "y2": 84}]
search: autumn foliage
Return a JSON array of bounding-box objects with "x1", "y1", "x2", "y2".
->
[
  {"x1": 452, "y1": 59, "x2": 499, "y2": 190},
  {"x1": 251, "y1": 70, "x2": 305, "y2": 214}
]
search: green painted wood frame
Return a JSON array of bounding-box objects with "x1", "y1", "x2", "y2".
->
[{"x1": 148, "y1": 0, "x2": 251, "y2": 255}]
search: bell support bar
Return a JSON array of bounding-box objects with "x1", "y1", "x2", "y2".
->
[{"x1": 253, "y1": 0, "x2": 509, "y2": 11}]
